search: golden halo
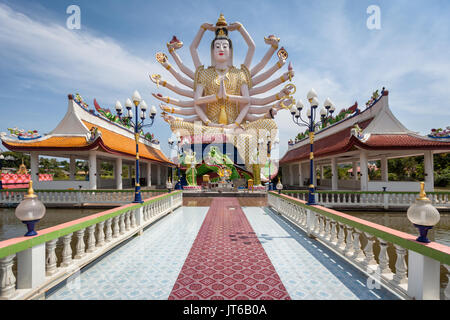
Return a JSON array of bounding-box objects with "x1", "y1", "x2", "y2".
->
[{"x1": 281, "y1": 97, "x2": 296, "y2": 110}]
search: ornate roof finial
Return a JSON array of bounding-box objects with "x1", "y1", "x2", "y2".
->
[{"x1": 216, "y1": 13, "x2": 228, "y2": 27}]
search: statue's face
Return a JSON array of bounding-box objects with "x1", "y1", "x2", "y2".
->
[{"x1": 213, "y1": 39, "x2": 230, "y2": 64}]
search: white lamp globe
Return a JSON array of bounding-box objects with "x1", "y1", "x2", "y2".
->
[
  {"x1": 307, "y1": 88, "x2": 318, "y2": 101},
  {"x1": 132, "y1": 90, "x2": 142, "y2": 104}
]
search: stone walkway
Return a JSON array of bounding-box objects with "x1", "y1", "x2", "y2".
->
[{"x1": 47, "y1": 198, "x2": 400, "y2": 300}]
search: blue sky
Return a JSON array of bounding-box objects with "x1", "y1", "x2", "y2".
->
[{"x1": 0, "y1": 0, "x2": 449, "y2": 159}]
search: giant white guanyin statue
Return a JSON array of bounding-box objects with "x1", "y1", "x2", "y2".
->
[{"x1": 150, "y1": 14, "x2": 295, "y2": 180}]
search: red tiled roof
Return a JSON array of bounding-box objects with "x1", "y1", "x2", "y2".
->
[
  {"x1": 280, "y1": 118, "x2": 374, "y2": 164},
  {"x1": 281, "y1": 120, "x2": 450, "y2": 164},
  {"x1": 353, "y1": 134, "x2": 450, "y2": 150}
]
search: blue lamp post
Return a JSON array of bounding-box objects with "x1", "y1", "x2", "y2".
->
[
  {"x1": 168, "y1": 134, "x2": 185, "y2": 190},
  {"x1": 290, "y1": 89, "x2": 335, "y2": 205},
  {"x1": 115, "y1": 90, "x2": 157, "y2": 203},
  {"x1": 265, "y1": 132, "x2": 279, "y2": 190},
  {"x1": 0, "y1": 153, "x2": 4, "y2": 190}
]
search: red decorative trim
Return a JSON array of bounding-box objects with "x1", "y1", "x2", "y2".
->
[{"x1": 68, "y1": 94, "x2": 73, "y2": 100}]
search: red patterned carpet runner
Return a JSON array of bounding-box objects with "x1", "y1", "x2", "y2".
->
[{"x1": 169, "y1": 198, "x2": 290, "y2": 300}]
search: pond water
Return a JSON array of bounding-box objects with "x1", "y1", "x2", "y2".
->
[
  {"x1": 0, "y1": 207, "x2": 104, "y2": 241},
  {"x1": 341, "y1": 210, "x2": 450, "y2": 247}
]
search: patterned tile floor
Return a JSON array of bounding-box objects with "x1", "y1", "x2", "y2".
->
[
  {"x1": 47, "y1": 201, "x2": 401, "y2": 300},
  {"x1": 169, "y1": 198, "x2": 290, "y2": 300},
  {"x1": 243, "y1": 206, "x2": 400, "y2": 300},
  {"x1": 47, "y1": 207, "x2": 208, "y2": 300}
]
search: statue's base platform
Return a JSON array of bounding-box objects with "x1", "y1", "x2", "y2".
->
[{"x1": 181, "y1": 190, "x2": 267, "y2": 198}]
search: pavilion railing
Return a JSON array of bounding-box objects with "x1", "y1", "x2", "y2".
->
[
  {"x1": 282, "y1": 190, "x2": 450, "y2": 209},
  {"x1": 0, "y1": 189, "x2": 169, "y2": 206},
  {"x1": 268, "y1": 192, "x2": 450, "y2": 300},
  {"x1": 0, "y1": 190, "x2": 182, "y2": 300}
]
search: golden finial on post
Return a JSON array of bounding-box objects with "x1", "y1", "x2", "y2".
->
[
  {"x1": 216, "y1": 13, "x2": 228, "y2": 26},
  {"x1": 417, "y1": 181, "x2": 428, "y2": 201},
  {"x1": 25, "y1": 180, "x2": 37, "y2": 199}
]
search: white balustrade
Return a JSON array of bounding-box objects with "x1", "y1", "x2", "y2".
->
[
  {"x1": 0, "y1": 191, "x2": 182, "y2": 300},
  {"x1": 267, "y1": 192, "x2": 449, "y2": 300}
]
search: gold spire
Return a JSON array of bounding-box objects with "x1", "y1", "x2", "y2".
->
[
  {"x1": 25, "y1": 181, "x2": 37, "y2": 199},
  {"x1": 417, "y1": 181, "x2": 429, "y2": 201},
  {"x1": 216, "y1": 13, "x2": 227, "y2": 26}
]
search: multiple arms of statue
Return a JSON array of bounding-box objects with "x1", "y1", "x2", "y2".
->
[
  {"x1": 250, "y1": 35, "x2": 280, "y2": 76},
  {"x1": 252, "y1": 58, "x2": 286, "y2": 86},
  {"x1": 167, "y1": 42, "x2": 195, "y2": 80},
  {"x1": 158, "y1": 60, "x2": 194, "y2": 89},
  {"x1": 250, "y1": 85, "x2": 294, "y2": 105},
  {"x1": 228, "y1": 22, "x2": 255, "y2": 69},
  {"x1": 149, "y1": 75, "x2": 194, "y2": 98},
  {"x1": 249, "y1": 69, "x2": 295, "y2": 96},
  {"x1": 190, "y1": 23, "x2": 213, "y2": 69},
  {"x1": 160, "y1": 104, "x2": 196, "y2": 115}
]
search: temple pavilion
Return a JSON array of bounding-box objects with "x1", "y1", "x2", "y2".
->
[
  {"x1": 279, "y1": 89, "x2": 450, "y2": 192},
  {"x1": 1, "y1": 94, "x2": 174, "y2": 190}
]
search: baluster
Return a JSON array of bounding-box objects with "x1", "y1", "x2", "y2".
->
[
  {"x1": 112, "y1": 216, "x2": 120, "y2": 238},
  {"x1": 119, "y1": 213, "x2": 126, "y2": 234},
  {"x1": 329, "y1": 221, "x2": 338, "y2": 246},
  {"x1": 86, "y1": 225, "x2": 96, "y2": 253},
  {"x1": 125, "y1": 211, "x2": 131, "y2": 231},
  {"x1": 377, "y1": 238, "x2": 392, "y2": 275},
  {"x1": 362, "y1": 233, "x2": 377, "y2": 269},
  {"x1": 444, "y1": 265, "x2": 450, "y2": 300},
  {"x1": 324, "y1": 218, "x2": 331, "y2": 242},
  {"x1": 61, "y1": 233, "x2": 73, "y2": 267},
  {"x1": 351, "y1": 230, "x2": 365, "y2": 262},
  {"x1": 74, "y1": 229, "x2": 86, "y2": 259},
  {"x1": 0, "y1": 254, "x2": 16, "y2": 298},
  {"x1": 105, "y1": 218, "x2": 113, "y2": 243},
  {"x1": 96, "y1": 221, "x2": 105, "y2": 247},
  {"x1": 45, "y1": 239, "x2": 58, "y2": 276},
  {"x1": 130, "y1": 209, "x2": 137, "y2": 228},
  {"x1": 391, "y1": 245, "x2": 408, "y2": 286},
  {"x1": 344, "y1": 226, "x2": 354, "y2": 257},
  {"x1": 318, "y1": 216, "x2": 325, "y2": 238},
  {"x1": 336, "y1": 223, "x2": 346, "y2": 251}
]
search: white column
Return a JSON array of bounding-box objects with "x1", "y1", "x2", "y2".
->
[
  {"x1": 407, "y1": 251, "x2": 440, "y2": 300},
  {"x1": 89, "y1": 151, "x2": 97, "y2": 190},
  {"x1": 147, "y1": 162, "x2": 152, "y2": 187},
  {"x1": 289, "y1": 164, "x2": 294, "y2": 186},
  {"x1": 17, "y1": 243, "x2": 46, "y2": 289},
  {"x1": 359, "y1": 151, "x2": 368, "y2": 191},
  {"x1": 380, "y1": 156, "x2": 388, "y2": 182},
  {"x1": 298, "y1": 162, "x2": 303, "y2": 187},
  {"x1": 115, "y1": 158, "x2": 122, "y2": 190},
  {"x1": 69, "y1": 156, "x2": 76, "y2": 180},
  {"x1": 331, "y1": 157, "x2": 338, "y2": 190},
  {"x1": 30, "y1": 152, "x2": 39, "y2": 186},
  {"x1": 352, "y1": 161, "x2": 358, "y2": 181},
  {"x1": 157, "y1": 165, "x2": 161, "y2": 186},
  {"x1": 424, "y1": 151, "x2": 434, "y2": 192}
]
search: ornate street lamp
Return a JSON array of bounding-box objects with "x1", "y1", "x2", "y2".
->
[
  {"x1": 15, "y1": 181, "x2": 46, "y2": 236},
  {"x1": 407, "y1": 182, "x2": 440, "y2": 243},
  {"x1": 266, "y1": 132, "x2": 279, "y2": 190},
  {"x1": 168, "y1": 133, "x2": 185, "y2": 190},
  {"x1": 290, "y1": 89, "x2": 335, "y2": 205},
  {"x1": 276, "y1": 177, "x2": 283, "y2": 194},
  {"x1": 116, "y1": 90, "x2": 157, "y2": 203}
]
